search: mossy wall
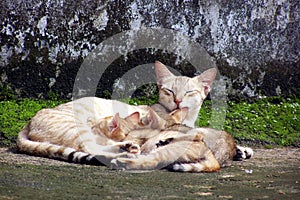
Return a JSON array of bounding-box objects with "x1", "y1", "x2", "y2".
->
[{"x1": 0, "y1": 0, "x2": 299, "y2": 99}]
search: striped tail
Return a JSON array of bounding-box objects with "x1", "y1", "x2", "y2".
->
[
  {"x1": 170, "y1": 153, "x2": 221, "y2": 173},
  {"x1": 16, "y1": 124, "x2": 103, "y2": 165},
  {"x1": 172, "y1": 162, "x2": 207, "y2": 172}
]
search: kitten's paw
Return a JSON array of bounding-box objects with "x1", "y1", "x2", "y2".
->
[
  {"x1": 127, "y1": 144, "x2": 141, "y2": 154},
  {"x1": 119, "y1": 141, "x2": 141, "y2": 154},
  {"x1": 234, "y1": 145, "x2": 254, "y2": 161},
  {"x1": 86, "y1": 117, "x2": 96, "y2": 127}
]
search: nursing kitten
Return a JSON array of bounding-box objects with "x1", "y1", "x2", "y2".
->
[
  {"x1": 87, "y1": 112, "x2": 142, "y2": 142},
  {"x1": 112, "y1": 128, "x2": 221, "y2": 172},
  {"x1": 89, "y1": 107, "x2": 188, "y2": 155},
  {"x1": 112, "y1": 109, "x2": 237, "y2": 170},
  {"x1": 191, "y1": 128, "x2": 236, "y2": 167},
  {"x1": 121, "y1": 107, "x2": 188, "y2": 148}
]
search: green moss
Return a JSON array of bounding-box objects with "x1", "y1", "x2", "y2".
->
[
  {"x1": 222, "y1": 97, "x2": 299, "y2": 147},
  {"x1": 127, "y1": 95, "x2": 158, "y2": 106},
  {"x1": 0, "y1": 97, "x2": 299, "y2": 147},
  {"x1": 0, "y1": 99, "x2": 66, "y2": 146},
  {"x1": 196, "y1": 97, "x2": 299, "y2": 147}
]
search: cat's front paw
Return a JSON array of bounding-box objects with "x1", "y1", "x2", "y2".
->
[
  {"x1": 127, "y1": 144, "x2": 141, "y2": 155},
  {"x1": 234, "y1": 145, "x2": 254, "y2": 161},
  {"x1": 119, "y1": 141, "x2": 141, "y2": 154}
]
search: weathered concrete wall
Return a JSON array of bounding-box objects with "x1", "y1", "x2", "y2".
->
[{"x1": 0, "y1": 0, "x2": 299, "y2": 99}]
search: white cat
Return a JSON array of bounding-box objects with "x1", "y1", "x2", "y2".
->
[{"x1": 153, "y1": 61, "x2": 216, "y2": 127}]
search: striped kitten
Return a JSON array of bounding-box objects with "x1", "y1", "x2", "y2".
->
[
  {"x1": 112, "y1": 128, "x2": 221, "y2": 172},
  {"x1": 110, "y1": 108, "x2": 236, "y2": 171},
  {"x1": 87, "y1": 112, "x2": 142, "y2": 143}
]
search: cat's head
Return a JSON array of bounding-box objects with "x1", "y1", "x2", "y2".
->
[{"x1": 155, "y1": 61, "x2": 216, "y2": 112}]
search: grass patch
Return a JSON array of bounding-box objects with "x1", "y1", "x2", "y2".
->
[
  {"x1": 197, "y1": 97, "x2": 300, "y2": 147},
  {"x1": 0, "y1": 97, "x2": 299, "y2": 147},
  {"x1": 0, "y1": 99, "x2": 66, "y2": 146}
]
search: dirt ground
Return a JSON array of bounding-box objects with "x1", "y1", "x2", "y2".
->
[
  {"x1": 0, "y1": 147, "x2": 299, "y2": 199},
  {"x1": 1, "y1": 147, "x2": 299, "y2": 168}
]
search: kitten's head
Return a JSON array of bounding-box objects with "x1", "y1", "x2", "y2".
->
[
  {"x1": 91, "y1": 112, "x2": 141, "y2": 141},
  {"x1": 165, "y1": 107, "x2": 189, "y2": 128},
  {"x1": 155, "y1": 61, "x2": 216, "y2": 112},
  {"x1": 140, "y1": 107, "x2": 188, "y2": 129}
]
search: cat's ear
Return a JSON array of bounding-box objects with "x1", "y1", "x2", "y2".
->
[
  {"x1": 147, "y1": 108, "x2": 162, "y2": 129},
  {"x1": 155, "y1": 61, "x2": 175, "y2": 87},
  {"x1": 194, "y1": 68, "x2": 217, "y2": 95},
  {"x1": 169, "y1": 107, "x2": 188, "y2": 123},
  {"x1": 139, "y1": 108, "x2": 160, "y2": 128},
  {"x1": 109, "y1": 113, "x2": 121, "y2": 132},
  {"x1": 125, "y1": 112, "x2": 140, "y2": 124}
]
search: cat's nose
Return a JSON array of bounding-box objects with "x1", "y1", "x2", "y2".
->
[{"x1": 174, "y1": 98, "x2": 182, "y2": 106}]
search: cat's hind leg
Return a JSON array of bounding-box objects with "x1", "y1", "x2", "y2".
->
[{"x1": 110, "y1": 136, "x2": 220, "y2": 172}]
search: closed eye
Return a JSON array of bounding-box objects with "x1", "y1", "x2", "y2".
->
[
  {"x1": 162, "y1": 88, "x2": 175, "y2": 96},
  {"x1": 184, "y1": 90, "x2": 199, "y2": 96}
]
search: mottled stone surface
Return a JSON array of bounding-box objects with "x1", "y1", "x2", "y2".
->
[{"x1": 0, "y1": 0, "x2": 299, "y2": 99}]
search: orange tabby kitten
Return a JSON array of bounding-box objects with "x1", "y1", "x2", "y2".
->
[
  {"x1": 112, "y1": 129, "x2": 221, "y2": 172},
  {"x1": 87, "y1": 112, "x2": 142, "y2": 142},
  {"x1": 110, "y1": 109, "x2": 236, "y2": 171},
  {"x1": 188, "y1": 128, "x2": 236, "y2": 167},
  {"x1": 88, "y1": 107, "x2": 187, "y2": 155},
  {"x1": 86, "y1": 108, "x2": 218, "y2": 172}
]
